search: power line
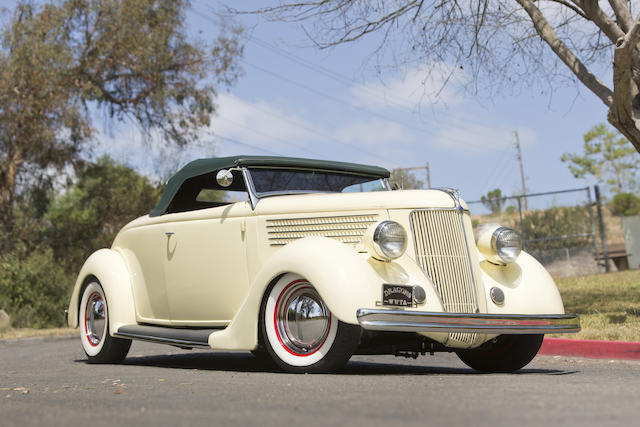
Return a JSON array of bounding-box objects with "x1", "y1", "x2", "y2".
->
[
  {"x1": 244, "y1": 60, "x2": 490, "y2": 151},
  {"x1": 191, "y1": 5, "x2": 492, "y2": 151},
  {"x1": 196, "y1": 3, "x2": 515, "y2": 135},
  {"x1": 213, "y1": 134, "x2": 283, "y2": 156},
  {"x1": 215, "y1": 115, "x2": 324, "y2": 157}
]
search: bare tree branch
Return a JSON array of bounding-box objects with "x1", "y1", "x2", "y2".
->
[
  {"x1": 608, "y1": 0, "x2": 634, "y2": 32},
  {"x1": 609, "y1": 13, "x2": 640, "y2": 152},
  {"x1": 516, "y1": 0, "x2": 613, "y2": 107},
  {"x1": 579, "y1": 0, "x2": 625, "y2": 42}
]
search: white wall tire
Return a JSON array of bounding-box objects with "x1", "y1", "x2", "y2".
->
[
  {"x1": 260, "y1": 273, "x2": 361, "y2": 373},
  {"x1": 79, "y1": 281, "x2": 131, "y2": 364}
]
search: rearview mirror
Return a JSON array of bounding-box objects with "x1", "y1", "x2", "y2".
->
[{"x1": 216, "y1": 169, "x2": 233, "y2": 187}]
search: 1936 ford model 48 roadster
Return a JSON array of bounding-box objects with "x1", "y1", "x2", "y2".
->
[{"x1": 67, "y1": 155, "x2": 580, "y2": 373}]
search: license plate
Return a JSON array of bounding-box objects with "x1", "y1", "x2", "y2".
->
[{"x1": 382, "y1": 284, "x2": 413, "y2": 307}]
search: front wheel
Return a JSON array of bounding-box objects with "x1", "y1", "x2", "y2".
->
[
  {"x1": 260, "y1": 273, "x2": 361, "y2": 373},
  {"x1": 79, "y1": 281, "x2": 131, "y2": 364},
  {"x1": 456, "y1": 334, "x2": 544, "y2": 373}
]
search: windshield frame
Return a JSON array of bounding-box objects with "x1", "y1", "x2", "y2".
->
[{"x1": 242, "y1": 166, "x2": 390, "y2": 209}]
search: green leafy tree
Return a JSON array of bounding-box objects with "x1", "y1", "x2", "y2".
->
[
  {"x1": 0, "y1": 246, "x2": 72, "y2": 327},
  {"x1": 389, "y1": 169, "x2": 424, "y2": 190},
  {"x1": 561, "y1": 124, "x2": 639, "y2": 194},
  {"x1": 46, "y1": 156, "x2": 162, "y2": 268},
  {"x1": 481, "y1": 188, "x2": 505, "y2": 215},
  {"x1": 0, "y1": 0, "x2": 243, "y2": 235}
]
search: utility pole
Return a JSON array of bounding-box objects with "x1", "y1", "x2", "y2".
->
[
  {"x1": 395, "y1": 163, "x2": 431, "y2": 188},
  {"x1": 513, "y1": 131, "x2": 527, "y2": 210}
]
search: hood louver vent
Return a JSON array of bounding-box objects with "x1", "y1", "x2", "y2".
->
[{"x1": 267, "y1": 214, "x2": 378, "y2": 246}]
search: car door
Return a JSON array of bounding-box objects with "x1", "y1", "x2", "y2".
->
[
  {"x1": 163, "y1": 202, "x2": 253, "y2": 326},
  {"x1": 117, "y1": 223, "x2": 172, "y2": 324}
]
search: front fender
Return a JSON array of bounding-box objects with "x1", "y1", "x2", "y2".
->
[
  {"x1": 210, "y1": 237, "x2": 383, "y2": 350},
  {"x1": 480, "y1": 251, "x2": 565, "y2": 315},
  {"x1": 67, "y1": 248, "x2": 136, "y2": 335}
]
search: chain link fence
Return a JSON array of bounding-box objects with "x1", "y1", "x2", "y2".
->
[{"x1": 467, "y1": 187, "x2": 609, "y2": 277}]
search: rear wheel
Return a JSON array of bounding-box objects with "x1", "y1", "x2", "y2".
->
[
  {"x1": 456, "y1": 334, "x2": 544, "y2": 373},
  {"x1": 260, "y1": 273, "x2": 361, "y2": 373},
  {"x1": 79, "y1": 281, "x2": 131, "y2": 364}
]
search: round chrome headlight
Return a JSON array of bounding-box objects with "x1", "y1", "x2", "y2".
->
[
  {"x1": 477, "y1": 225, "x2": 522, "y2": 265},
  {"x1": 492, "y1": 227, "x2": 522, "y2": 263},
  {"x1": 365, "y1": 220, "x2": 407, "y2": 261}
]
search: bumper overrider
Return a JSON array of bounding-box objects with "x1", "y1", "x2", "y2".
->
[{"x1": 356, "y1": 309, "x2": 581, "y2": 334}]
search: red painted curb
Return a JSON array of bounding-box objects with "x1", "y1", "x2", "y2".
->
[{"x1": 539, "y1": 338, "x2": 640, "y2": 360}]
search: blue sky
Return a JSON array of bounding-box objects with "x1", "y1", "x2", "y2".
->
[
  {"x1": 172, "y1": 0, "x2": 608, "y2": 204},
  {"x1": 1, "y1": 1, "x2": 614, "y2": 206}
]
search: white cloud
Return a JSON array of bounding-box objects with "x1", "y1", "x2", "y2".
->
[
  {"x1": 209, "y1": 93, "x2": 325, "y2": 157},
  {"x1": 431, "y1": 123, "x2": 538, "y2": 152},
  {"x1": 337, "y1": 119, "x2": 415, "y2": 147},
  {"x1": 350, "y1": 63, "x2": 468, "y2": 111},
  {"x1": 210, "y1": 94, "x2": 414, "y2": 167}
]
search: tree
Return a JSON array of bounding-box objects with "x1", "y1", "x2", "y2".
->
[
  {"x1": 561, "y1": 123, "x2": 639, "y2": 193},
  {"x1": 609, "y1": 192, "x2": 640, "y2": 215},
  {"x1": 254, "y1": 1, "x2": 640, "y2": 154},
  {"x1": 46, "y1": 156, "x2": 163, "y2": 268},
  {"x1": 389, "y1": 168, "x2": 424, "y2": 189},
  {"x1": 481, "y1": 188, "x2": 505, "y2": 215},
  {"x1": 0, "y1": 0, "x2": 243, "y2": 233}
]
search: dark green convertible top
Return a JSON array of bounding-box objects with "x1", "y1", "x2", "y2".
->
[{"x1": 150, "y1": 155, "x2": 390, "y2": 217}]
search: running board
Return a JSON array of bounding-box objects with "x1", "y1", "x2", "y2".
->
[{"x1": 114, "y1": 325, "x2": 221, "y2": 348}]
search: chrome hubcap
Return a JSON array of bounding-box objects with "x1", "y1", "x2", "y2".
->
[
  {"x1": 85, "y1": 293, "x2": 105, "y2": 346},
  {"x1": 276, "y1": 283, "x2": 330, "y2": 355}
]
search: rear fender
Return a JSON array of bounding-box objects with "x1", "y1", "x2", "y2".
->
[{"x1": 67, "y1": 248, "x2": 136, "y2": 336}]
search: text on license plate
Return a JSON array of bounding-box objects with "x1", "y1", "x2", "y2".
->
[{"x1": 382, "y1": 284, "x2": 413, "y2": 307}]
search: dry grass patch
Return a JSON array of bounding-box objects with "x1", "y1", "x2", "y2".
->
[
  {"x1": 0, "y1": 327, "x2": 76, "y2": 341},
  {"x1": 556, "y1": 269, "x2": 640, "y2": 341}
]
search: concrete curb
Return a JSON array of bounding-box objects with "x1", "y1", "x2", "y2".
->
[{"x1": 540, "y1": 337, "x2": 640, "y2": 360}]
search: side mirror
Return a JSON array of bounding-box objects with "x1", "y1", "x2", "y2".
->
[{"x1": 216, "y1": 169, "x2": 233, "y2": 187}]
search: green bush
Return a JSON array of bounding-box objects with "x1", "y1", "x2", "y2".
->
[
  {"x1": 609, "y1": 193, "x2": 640, "y2": 216},
  {"x1": 0, "y1": 247, "x2": 73, "y2": 328},
  {"x1": 520, "y1": 206, "x2": 592, "y2": 250}
]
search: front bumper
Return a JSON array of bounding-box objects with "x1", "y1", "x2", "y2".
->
[{"x1": 356, "y1": 309, "x2": 580, "y2": 334}]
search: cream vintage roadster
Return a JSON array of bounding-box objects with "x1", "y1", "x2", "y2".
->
[{"x1": 67, "y1": 155, "x2": 580, "y2": 373}]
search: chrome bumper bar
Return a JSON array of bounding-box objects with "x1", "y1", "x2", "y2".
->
[{"x1": 356, "y1": 309, "x2": 581, "y2": 334}]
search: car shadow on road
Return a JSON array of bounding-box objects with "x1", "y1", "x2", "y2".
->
[{"x1": 88, "y1": 351, "x2": 578, "y2": 376}]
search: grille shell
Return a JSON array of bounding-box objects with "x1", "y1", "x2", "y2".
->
[{"x1": 409, "y1": 209, "x2": 481, "y2": 347}]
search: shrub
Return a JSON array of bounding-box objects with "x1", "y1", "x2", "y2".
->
[
  {"x1": 0, "y1": 247, "x2": 73, "y2": 328},
  {"x1": 609, "y1": 193, "x2": 640, "y2": 216},
  {"x1": 520, "y1": 206, "x2": 592, "y2": 250}
]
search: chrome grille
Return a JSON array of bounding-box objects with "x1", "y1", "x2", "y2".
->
[
  {"x1": 410, "y1": 209, "x2": 479, "y2": 347},
  {"x1": 267, "y1": 214, "x2": 378, "y2": 246}
]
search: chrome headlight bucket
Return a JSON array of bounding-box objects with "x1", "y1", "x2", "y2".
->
[
  {"x1": 478, "y1": 225, "x2": 522, "y2": 265},
  {"x1": 363, "y1": 220, "x2": 408, "y2": 261}
]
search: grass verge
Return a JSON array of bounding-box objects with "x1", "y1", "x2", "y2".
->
[
  {"x1": 556, "y1": 269, "x2": 640, "y2": 341},
  {"x1": 0, "y1": 327, "x2": 76, "y2": 341}
]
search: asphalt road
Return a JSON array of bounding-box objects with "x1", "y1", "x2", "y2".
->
[{"x1": 1, "y1": 335, "x2": 639, "y2": 427}]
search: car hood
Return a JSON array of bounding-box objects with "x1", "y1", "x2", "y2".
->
[{"x1": 253, "y1": 189, "x2": 463, "y2": 215}]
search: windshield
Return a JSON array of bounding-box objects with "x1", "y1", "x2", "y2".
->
[{"x1": 248, "y1": 168, "x2": 389, "y2": 195}]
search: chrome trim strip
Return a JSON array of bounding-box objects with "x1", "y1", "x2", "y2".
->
[
  {"x1": 241, "y1": 167, "x2": 260, "y2": 210},
  {"x1": 266, "y1": 214, "x2": 378, "y2": 223},
  {"x1": 113, "y1": 332, "x2": 212, "y2": 348},
  {"x1": 268, "y1": 227, "x2": 370, "y2": 233},
  {"x1": 356, "y1": 309, "x2": 581, "y2": 334}
]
